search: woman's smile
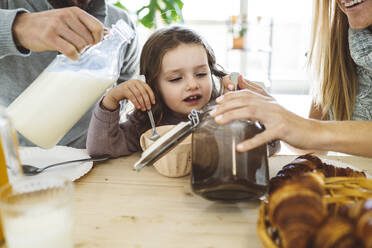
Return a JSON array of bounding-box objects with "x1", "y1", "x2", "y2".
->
[
  {"x1": 338, "y1": 0, "x2": 372, "y2": 29},
  {"x1": 342, "y1": 0, "x2": 366, "y2": 8}
]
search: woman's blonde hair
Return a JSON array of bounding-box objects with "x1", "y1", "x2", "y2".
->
[{"x1": 309, "y1": 0, "x2": 358, "y2": 120}]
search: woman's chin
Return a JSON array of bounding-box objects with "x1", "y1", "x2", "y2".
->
[
  {"x1": 348, "y1": 18, "x2": 372, "y2": 30},
  {"x1": 349, "y1": 23, "x2": 371, "y2": 30}
]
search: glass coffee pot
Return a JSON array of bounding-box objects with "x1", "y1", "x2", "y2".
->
[
  {"x1": 134, "y1": 106, "x2": 269, "y2": 202},
  {"x1": 190, "y1": 109, "x2": 269, "y2": 201}
]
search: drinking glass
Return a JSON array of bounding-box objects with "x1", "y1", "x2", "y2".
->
[{"x1": 0, "y1": 176, "x2": 74, "y2": 248}]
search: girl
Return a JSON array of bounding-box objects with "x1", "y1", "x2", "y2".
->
[{"x1": 86, "y1": 26, "x2": 227, "y2": 157}]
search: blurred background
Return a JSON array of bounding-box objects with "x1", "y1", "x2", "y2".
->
[{"x1": 108, "y1": 0, "x2": 313, "y2": 117}]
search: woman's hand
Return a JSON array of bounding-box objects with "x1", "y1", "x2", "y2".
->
[
  {"x1": 210, "y1": 89, "x2": 316, "y2": 152},
  {"x1": 101, "y1": 79, "x2": 155, "y2": 111}
]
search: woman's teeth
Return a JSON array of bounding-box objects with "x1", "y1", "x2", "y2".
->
[{"x1": 344, "y1": 0, "x2": 365, "y2": 8}]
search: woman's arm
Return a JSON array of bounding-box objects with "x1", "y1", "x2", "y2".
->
[
  {"x1": 281, "y1": 100, "x2": 329, "y2": 155},
  {"x1": 309, "y1": 101, "x2": 322, "y2": 120},
  {"x1": 210, "y1": 89, "x2": 372, "y2": 158},
  {"x1": 312, "y1": 120, "x2": 372, "y2": 157},
  {"x1": 309, "y1": 101, "x2": 329, "y2": 120}
]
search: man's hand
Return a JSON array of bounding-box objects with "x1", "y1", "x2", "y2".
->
[{"x1": 12, "y1": 7, "x2": 104, "y2": 60}]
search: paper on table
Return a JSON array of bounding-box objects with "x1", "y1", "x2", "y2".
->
[{"x1": 18, "y1": 146, "x2": 93, "y2": 181}]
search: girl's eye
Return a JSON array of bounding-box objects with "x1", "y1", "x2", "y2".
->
[
  {"x1": 169, "y1": 77, "x2": 182, "y2": 82},
  {"x1": 196, "y1": 73, "x2": 207, "y2": 78}
]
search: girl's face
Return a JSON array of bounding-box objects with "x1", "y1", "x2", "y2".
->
[
  {"x1": 337, "y1": 0, "x2": 372, "y2": 30},
  {"x1": 157, "y1": 43, "x2": 213, "y2": 115}
]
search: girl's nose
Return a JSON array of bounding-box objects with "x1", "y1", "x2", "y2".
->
[{"x1": 186, "y1": 79, "x2": 200, "y2": 91}]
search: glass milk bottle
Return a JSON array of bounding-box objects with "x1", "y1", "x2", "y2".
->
[
  {"x1": 191, "y1": 112, "x2": 269, "y2": 202},
  {"x1": 7, "y1": 20, "x2": 135, "y2": 149},
  {"x1": 0, "y1": 106, "x2": 23, "y2": 243}
]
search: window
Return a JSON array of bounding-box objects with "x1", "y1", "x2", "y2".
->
[{"x1": 110, "y1": 0, "x2": 313, "y2": 94}]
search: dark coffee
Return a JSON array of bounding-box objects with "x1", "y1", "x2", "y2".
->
[{"x1": 191, "y1": 116, "x2": 269, "y2": 202}]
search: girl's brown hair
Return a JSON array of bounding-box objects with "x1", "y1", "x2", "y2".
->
[
  {"x1": 309, "y1": 0, "x2": 358, "y2": 120},
  {"x1": 134, "y1": 26, "x2": 227, "y2": 124}
]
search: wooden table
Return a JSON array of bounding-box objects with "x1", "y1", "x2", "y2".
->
[{"x1": 74, "y1": 153, "x2": 372, "y2": 248}]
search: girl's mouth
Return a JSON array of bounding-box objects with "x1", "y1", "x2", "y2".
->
[
  {"x1": 342, "y1": 0, "x2": 366, "y2": 8},
  {"x1": 184, "y1": 94, "x2": 202, "y2": 104}
]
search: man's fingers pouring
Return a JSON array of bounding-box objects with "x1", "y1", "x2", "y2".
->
[{"x1": 72, "y1": 7, "x2": 104, "y2": 44}]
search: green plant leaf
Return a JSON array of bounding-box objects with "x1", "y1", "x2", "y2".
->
[
  {"x1": 136, "y1": 5, "x2": 148, "y2": 15},
  {"x1": 162, "y1": 0, "x2": 182, "y2": 22},
  {"x1": 113, "y1": 1, "x2": 128, "y2": 11},
  {"x1": 239, "y1": 27, "x2": 247, "y2": 37},
  {"x1": 140, "y1": 10, "x2": 156, "y2": 28},
  {"x1": 135, "y1": 0, "x2": 184, "y2": 29}
]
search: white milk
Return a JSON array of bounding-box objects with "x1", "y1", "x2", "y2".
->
[
  {"x1": 3, "y1": 206, "x2": 73, "y2": 248},
  {"x1": 7, "y1": 71, "x2": 115, "y2": 148}
]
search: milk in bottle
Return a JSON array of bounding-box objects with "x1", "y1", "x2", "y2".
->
[
  {"x1": 7, "y1": 71, "x2": 115, "y2": 148},
  {"x1": 7, "y1": 20, "x2": 135, "y2": 149}
]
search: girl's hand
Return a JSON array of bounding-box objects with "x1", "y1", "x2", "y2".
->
[
  {"x1": 101, "y1": 79, "x2": 155, "y2": 111},
  {"x1": 210, "y1": 89, "x2": 315, "y2": 152},
  {"x1": 221, "y1": 74, "x2": 271, "y2": 98}
]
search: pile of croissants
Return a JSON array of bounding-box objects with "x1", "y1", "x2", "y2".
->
[{"x1": 262, "y1": 154, "x2": 372, "y2": 248}]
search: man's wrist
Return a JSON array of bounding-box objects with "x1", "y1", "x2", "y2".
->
[{"x1": 12, "y1": 12, "x2": 29, "y2": 53}]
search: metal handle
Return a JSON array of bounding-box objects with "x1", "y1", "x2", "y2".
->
[
  {"x1": 37, "y1": 155, "x2": 110, "y2": 172},
  {"x1": 147, "y1": 110, "x2": 157, "y2": 133}
]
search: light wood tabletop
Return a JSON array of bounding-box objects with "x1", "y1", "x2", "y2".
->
[{"x1": 73, "y1": 153, "x2": 372, "y2": 248}]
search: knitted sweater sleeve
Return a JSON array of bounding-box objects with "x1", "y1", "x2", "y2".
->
[
  {"x1": 0, "y1": 8, "x2": 31, "y2": 58},
  {"x1": 86, "y1": 101, "x2": 145, "y2": 157}
]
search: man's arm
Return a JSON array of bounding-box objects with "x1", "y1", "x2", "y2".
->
[{"x1": 0, "y1": 9, "x2": 31, "y2": 58}]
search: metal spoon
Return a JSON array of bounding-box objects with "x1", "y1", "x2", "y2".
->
[
  {"x1": 147, "y1": 110, "x2": 160, "y2": 141},
  {"x1": 21, "y1": 155, "x2": 111, "y2": 176},
  {"x1": 134, "y1": 74, "x2": 160, "y2": 141}
]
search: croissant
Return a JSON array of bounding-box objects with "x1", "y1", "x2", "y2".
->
[
  {"x1": 265, "y1": 154, "x2": 371, "y2": 248},
  {"x1": 269, "y1": 154, "x2": 366, "y2": 194},
  {"x1": 268, "y1": 172, "x2": 326, "y2": 248},
  {"x1": 311, "y1": 216, "x2": 361, "y2": 248},
  {"x1": 338, "y1": 198, "x2": 372, "y2": 248}
]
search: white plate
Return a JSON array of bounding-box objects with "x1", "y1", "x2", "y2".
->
[{"x1": 18, "y1": 146, "x2": 93, "y2": 181}]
